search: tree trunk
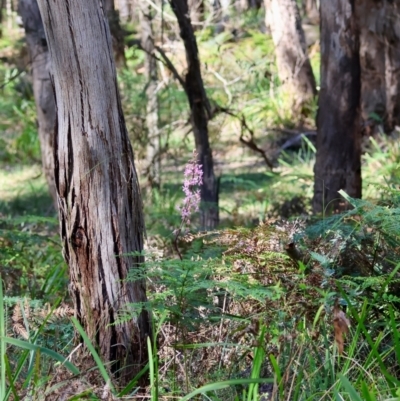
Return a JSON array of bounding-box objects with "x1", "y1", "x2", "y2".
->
[
  {"x1": 169, "y1": 0, "x2": 219, "y2": 230},
  {"x1": 264, "y1": 0, "x2": 316, "y2": 109},
  {"x1": 303, "y1": 0, "x2": 319, "y2": 24},
  {"x1": 0, "y1": 0, "x2": 5, "y2": 36},
  {"x1": 313, "y1": 0, "x2": 361, "y2": 213},
  {"x1": 37, "y1": 0, "x2": 150, "y2": 384},
  {"x1": 103, "y1": 0, "x2": 127, "y2": 68},
  {"x1": 139, "y1": 2, "x2": 161, "y2": 189},
  {"x1": 356, "y1": 0, "x2": 400, "y2": 133},
  {"x1": 238, "y1": 0, "x2": 262, "y2": 11},
  {"x1": 115, "y1": 0, "x2": 135, "y2": 23},
  {"x1": 18, "y1": 0, "x2": 57, "y2": 207}
]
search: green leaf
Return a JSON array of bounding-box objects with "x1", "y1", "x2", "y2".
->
[
  {"x1": 2, "y1": 337, "x2": 79, "y2": 375},
  {"x1": 71, "y1": 317, "x2": 115, "y2": 394},
  {"x1": 179, "y1": 378, "x2": 273, "y2": 401},
  {"x1": 338, "y1": 374, "x2": 363, "y2": 401}
]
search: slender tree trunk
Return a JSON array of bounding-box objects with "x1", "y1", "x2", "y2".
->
[
  {"x1": 139, "y1": 2, "x2": 161, "y2": 189},
  {"x1": 264, "y1": 0, "x2": 316, "y2": 109},
  {"x1": 103, "y1": 0, "x2": 127, "y2": 68},
  {"x1": 313, "y1": 0, "x2": 361, "y2": 213},
  {"x1": 37, "y1": 0, "x2": 150, "y2": 384},
  {"x1": 18, "y1": 0, "x2": 57, "y2": 206},
  {"x1": 303, "y1": 0, "x2": 319, "y2": 24},
  {"x1": 239, "y1": 0, "x2": 262, "y2": 11},
  {"x1": 356, "y1": 0, "x2": 400, "y2": 133},
  {"x1": 115, "y1": 0, "x2": 135, "y2": 23},
  {"x1": 0, "y1": 0, "x2": 5, "y2": 36},
  {"x1": 169, "y1": 0, "x2": 219, "y2": 230}
]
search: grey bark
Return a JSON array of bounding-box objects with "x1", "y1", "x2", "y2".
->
[
  {"x1": 265, "y1": 0, "x2": 316, "y2": 109},
  {"x1": 37, "y1": 0, "x2": 150, "y2": 384},
  {"x1": 139, "y1": 2, "x2": 161, "y2": 188},
  {"x1": 18, "y1": 0, "x2": 57, "y2": 206},
  {"x1": 356, "y1": 0, "x2": 400, "y2": 133},
  {"x1": 169, "y1": 0, "x2": 219, "y2": 230},
  {"x1": 313, "y1": 0, "x2": 361, "y2": 213}
]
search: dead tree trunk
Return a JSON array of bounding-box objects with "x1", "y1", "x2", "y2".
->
[
  {"x1": 356, "y1": 0, "x2": 400, "y2": 133},
  {"x1": 169, "y1": 0, "x2": 219, "y2": 230},
  {"x1": 37, "y1": 0, "x2": 150, "y2": 383},
  {"x1": 18, "y1": 0, "x2": 57, "y2": 206},
  {"x1": 139, "y1": 2, "x2": 161, "y2": 189},
  {"x1": 313, "y1": 0, "x2": 361, "y2": 213},
  {"x1": 264, "y1": 0, "x2": 316, "y2": 109}
]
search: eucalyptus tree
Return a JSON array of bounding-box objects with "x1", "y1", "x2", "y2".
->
[
  {"x1": 36, "y1": 0, "x2": 150, "y2": 383},
  {"x1": 356, "y1": 0, "x2": 400, "y2": 133},
  {"x1": 313, "y1": 0, "x2": 361, "y2": 213},
  {"x1": 18, "y1": 0, "x2": 57, "y2": 205},
  {"x1": 139, "y1": 1, "x2": 161, "y2": 189},
  {"x1": 169, "y1": 0, "x2": 219, "y2": 230},
  {"x1": 265, "y1": 0, "x2": 316, "y2": 110}
]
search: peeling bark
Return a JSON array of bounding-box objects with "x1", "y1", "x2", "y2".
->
[
  {"x1": 313, "y1": 0, "x2": 361, "y2": 213},
  {"x1": 18, "y1": 0, "x2": 57, "y2": 206},
  {"x1": 265, "y1": 0, "x2": 316, "y2": 109},
  {"x1": 170, "y1": 0, "x2": 219, "y2": 230},
  {"x1": 37, "y1": 0, "x2": 150, "y2": 384}
]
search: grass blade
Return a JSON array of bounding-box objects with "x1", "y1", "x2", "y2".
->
[
  {"x1": 3, "y1": 337, "x2": 79, "y2": 375},
  {"x1": 179, "y1": 378, "x2": 273, "y2": 401},
  {"x1": 71, "y1": 317, "x2": 115, "y2": 394}
]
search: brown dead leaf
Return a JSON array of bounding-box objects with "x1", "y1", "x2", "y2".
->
[{"x1": 333, "y1": 303, "x2": 350, "y2": 355}]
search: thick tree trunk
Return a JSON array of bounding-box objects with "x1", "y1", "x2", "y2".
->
[
  {"x1": 356, "y1": 0, "x2": 400, "y2": 133},
  {"x1": 265, "y1": 0, "x2": 316, "y2": 109},
  {"x1": 18, "y1": 0, "x2": 57, "y2": 206},
  {"x1": 103, "y1": 0, "x2": 127, "y2": 68},
  {"x1": 139, "y1": 2, "x2": 161, "y2": 189},
  {"x1": 313, "y1": 0, "x2": 361, "y2": 213},
  {"x1": 37, "y1": 0, "x2": 150, "y2": 383},
  {"x1": 169, "y1": 0, "x2": 219, "y2": 230}
]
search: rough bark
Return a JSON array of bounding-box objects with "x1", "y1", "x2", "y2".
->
[
  {"x1": 103, "y1": 0, "x2": 127, "y2": 68},
  {"x1": 169, "y1": 0, "x2": 219, "y2": 230},
  {"x1": 139, "y1": 2, "x2": 161, "y2": 188},
  {"x1": 18, "y1": 0, "x2": 57, "y2": 206},
  {"x1": 265, "y1": 0, "x2": 316, "y2": 109},
  {"x1": 37, "y1": 0, "x2": 150, "y2": 383},
  {"x1": 356, "y1": 0, "x2": 400, "y2": 133},
  {"x1": 313, "y1": 0, "x2": 361, "y2": 213}
]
